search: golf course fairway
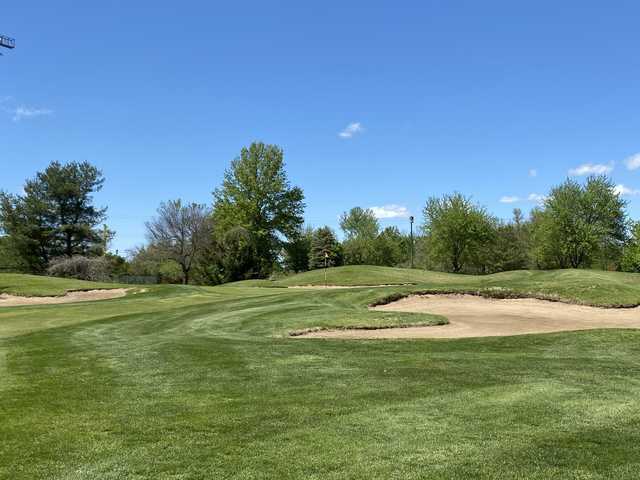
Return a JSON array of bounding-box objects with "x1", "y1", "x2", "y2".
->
[{"x1": 2, "y1": 266, "x2": 640, "y2": 479}]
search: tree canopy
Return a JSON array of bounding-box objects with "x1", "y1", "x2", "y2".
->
[
  {"x1": 530, "y1": 176, "x2": 627, "y2": 269},
  {"x1": 145, "y1": 199, "x2": 212, "y2": 284},
  {"x1": 212, "y1": 142, "x2": 305, "y2": 277},
  {"x1": 340, "y1": 207, "x2": 380, "y2": 265},
  {"x1": 621, "y1": 222, "x2": 640, "y2": 272},
  {"x1": 309, "y1": 226, "x2": 343, "y2": 270},
  {"x1": 422, "y1": 193, "x2": 497, "y2": 273},
  {"x1": 0, "y1": 161, "x2": 106, "y2": 272}
]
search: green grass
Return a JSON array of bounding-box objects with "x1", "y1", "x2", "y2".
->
[
  {"x1": 0, "y1": 273, "x2": 125, "y2": 297},
  {"x1": 2, "y1": 266, "x2": 640, "y2": 478},
  {"x1": 274, "y1": 265, "x2": 640, "y2": 306}
]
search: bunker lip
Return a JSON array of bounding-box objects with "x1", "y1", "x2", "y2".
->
[
  {"x1": 369, "y1": 289, "x2": 640, "y2": 309},
  {"x1": 0, "y1": 288, "x2": 129, "y2": 307},
  {"x1": 295, "y1": 293, "x2": 640, "y2": 339},
  {"x1": 288, "y1": 320, "x2": 445, "y2": 337},
  {"x1": 287, "y1": 283, "x2": 415, "y2": 289}
]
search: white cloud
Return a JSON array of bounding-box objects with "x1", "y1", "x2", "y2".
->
[
  {"x1": 568, "y1": 162, "x2": 613, "y2": 176},
  {"x1": 338, "y1": 122, "x2": 363, "y2": 139},
  {"x1": 614, "y1": 184, "x2": 640, "y2": 196},
  {"x1": 369, "y1": 204, "x2": 410, "y2": 219},
  {"x1": 11, "y1": 106, "x2": 53, "y2": 122},
  {"x1": 500, "y1": 193, "x2": 547, "y2": 205},
  {"x1": 527, "y1": 193, "x2": 547, "y2": 205},
  {"x1": 528, "y1": 169, "x2": 537, "y2": 177},
  {"x1": 625, "y1": 153, "x2": 640, "y2": 171}
]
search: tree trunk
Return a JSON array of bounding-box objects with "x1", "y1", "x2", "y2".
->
[{"x1": 66, "y1": 232, "x2": 73, "y2": 257}]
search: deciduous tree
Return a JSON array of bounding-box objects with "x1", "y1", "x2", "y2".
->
[
  {"x1": 146, "y1": 200, "x2": 212, "y2": 284},
  {"x1": 620, "y1": 222, "x2": 640, "y2": 272},
  {"x1": 283, "y1": 226, "x2": 313, "y2": 273},
  {"x1": 530, "y1": 176, "x2": 627, "y2": 269},
  {"x1": 340, "y1": 207, "x2": 379, "y2": 265},
  {"x1": 212, "y1": 142, "x2": 305, "y2": 277},
  {"x1": 422, "y1": 193, "x2": 497, "y2": 273},
  {"x1": 374, "y1": 226, "x2": 406, "y2": 267}
]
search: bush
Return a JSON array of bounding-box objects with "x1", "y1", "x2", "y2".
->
[{"x1": 47, "y1": 255, "x2": 111, "y2": 282}]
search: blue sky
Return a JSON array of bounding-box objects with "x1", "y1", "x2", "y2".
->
[{"x1": 2, "y1": 1, "x2": 640, "y2": 254}]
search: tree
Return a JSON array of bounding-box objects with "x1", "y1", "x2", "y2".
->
[
  {"x1": 212, "y1": 142, "x2": 305, "y2": 277},
  {"x1": 492, "y1": 209, "x2": 530, "y2": 272},
  {"x1": 309, "y1": 226, "x2": 343, "y2": 270},
  {"x1": 340, "y1": 207, "x2": 379, "y2": 265},
  {"x1": 145, "y1": 200, "x2": 212, "y2": 284},
  {"x1": 621, "y1": 222, "x2": 640, "y2": 273},
  {"x1": 374, "y1": 226, "x2": 407, "y2": 266},
  {"x1": 422, "y1": 193, "x2": 497, "y2": 273},
  {"x1": 47, "y1": 255, "x2": 111, "y2": 282},
  {"x1": 127, "y1": 245, "x2": 183, "y2": 283},
  {"x1": 198, "y1": 226, "x2": 259, "y2": 284},
  {"x1": 339, "y1": 207, "x2": 379, "y2": 240},
  {"x1": 530, "y1": 176, "x2": 627, "y2": 269},
  {"x1": 0, "y1": 161, "x2": 107, "y2": 272},
  {"x1": 283, "y1": 226, "x2": 313, "y2": 273},
  {"x1": 0, "y1": 235, "x2": 28, "y2": 272}
]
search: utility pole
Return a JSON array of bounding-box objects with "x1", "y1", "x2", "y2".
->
[
  {"x1": 0, "y1": 34, "x2": 15, "y2": 55},
  {"x1": 409, "y1": 216, "x2": 415, "y2": 269}
]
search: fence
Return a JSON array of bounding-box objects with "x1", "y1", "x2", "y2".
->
[{"x1": 112, "y1": 275, "x2": 159, "y2": 285}]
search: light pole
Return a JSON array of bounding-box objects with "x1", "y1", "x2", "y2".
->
[
  {"x1": 409, "y1": 216, "x2": 414, "y2": 269},
  {"x1": 0, "y1": 34, "x2": 15, "y2": 56}
]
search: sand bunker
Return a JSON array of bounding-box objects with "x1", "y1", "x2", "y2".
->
[
  {"x1": 301, "y1": 294, "x2": 640, "y2": 339},
  {"x1": 0, "y1": 289, "x2": 128, "y2": 307}
]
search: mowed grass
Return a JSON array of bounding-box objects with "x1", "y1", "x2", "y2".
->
[
  {"x1": 2, "y1": 267, "x2": 640, "y2": 479},
  {"x1": 273, "y1": 265, "x2": 640, "y2": 306},
  {"x1": 0, "y1": 273, "x2": 126, "y2": 297}
]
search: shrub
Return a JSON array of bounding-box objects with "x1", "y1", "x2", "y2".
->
[{"x1": 47, "y1": 255, "x2": 111, "y2": 282}]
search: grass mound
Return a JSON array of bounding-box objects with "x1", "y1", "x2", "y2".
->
[
  {"x1": 274, "y1": 265, "x2": 464, "y2": 287},
  {"x1": 0, "y1": 273, "x2": 125, "y2": 297},
  {"x1": 274, "y1": 266, "x2": 640, "y2": 306}
]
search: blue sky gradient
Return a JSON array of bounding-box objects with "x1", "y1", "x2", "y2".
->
[{"x1": 2, "y1": 1, "x2": 640, "y2": 253}]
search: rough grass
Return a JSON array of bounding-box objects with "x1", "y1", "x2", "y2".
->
[
  {"x1": 3, "y1": 267, "x2": 640, "y2": 478},
  {"x1": 0, "y1": 273, "x2": 125, "y2": 297}
]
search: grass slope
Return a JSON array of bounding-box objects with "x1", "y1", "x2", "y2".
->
[
  {"x1": 275, "y1": 266, "x2": 640, "y2": 306},
  {"x1": 2, "y1": 268, "x2": 640, "y2": 478},
  {"x1": 0, "y1": 273, "x2": 125, "y2": 297}
]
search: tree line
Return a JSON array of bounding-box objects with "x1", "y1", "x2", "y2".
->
[{"x1": 2, "y1": 142, "x2": 640, "y2": 283}]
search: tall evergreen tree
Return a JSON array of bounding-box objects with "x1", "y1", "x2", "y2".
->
[
  {"x1": 0, "y1": 161, "x2": 107, "y2": 272},
  {"x1": 309, "y1": 227, "x2": 342, "y2": 270}
]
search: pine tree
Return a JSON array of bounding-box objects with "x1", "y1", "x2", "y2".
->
[{"x1": 309, "y1": 227, "x2": 342, "y2": 270}]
